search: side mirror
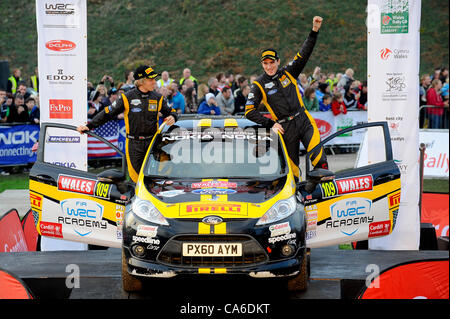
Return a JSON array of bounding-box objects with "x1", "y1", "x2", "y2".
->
[
  {"x1": 304, "y1": 168, "x2": 335, "y2": 193},
  {"x1": 97, "y1": 169, "x2": 126, "y2": 184}
]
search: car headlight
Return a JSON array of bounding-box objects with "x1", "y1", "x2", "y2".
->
[
  {"x1": 256, "y1": 196, "x2": 297, "y2": 226},
  {"x1": 131, "y1": 196, "x2": 169, "y2": 226}
]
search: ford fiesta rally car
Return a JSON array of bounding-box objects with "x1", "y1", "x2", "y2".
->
[{"x1": 29, "y1": 116, "x2": 401, "y2": 292}]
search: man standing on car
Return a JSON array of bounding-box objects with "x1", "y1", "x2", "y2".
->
[
  {"x1": 245, "y1": 16, "x2": 328, "y2": 179},
  {"x1": 77, "y1": 65, "x2": 177, "y2": 182}
]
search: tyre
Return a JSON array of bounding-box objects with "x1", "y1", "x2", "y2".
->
[
  {"x1": 287, "y1": 250, "x2": 309, "y2": 291},
  {"x1": 121, "y1": 250, "x2": 143, "y2": 292}
]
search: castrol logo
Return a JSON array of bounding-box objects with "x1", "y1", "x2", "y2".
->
[{"x1": 45, "y1": 40, "x2": 76, "y2": 52}]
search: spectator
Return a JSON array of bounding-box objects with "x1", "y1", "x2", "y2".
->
[
  {"x1": 337, "y1": 68, "x2": 354, "y2": 91},
  {"x1": 7, "y1": 68, "x2": 22, "y2": 94},
  {"x1": 216, "y1": 86, "x2": 234, "y2": 115},
  {"x1": 30, "y1": 67, "x2": 39, "y2": 93},
  {"x1": 343, "y1": 84, "x2": 358, "y2": 110},
  {"x1": 179, "y1": 68, "x2": 198, "y2": 91},
  {"x1": 331, "y1": 92, "x2": 347, "y2": 116},
  {"x1": 88, "y1": 91, "x2": 104, "y2": 119},
  {"x1": 325, "y1": 73, "x2": 338, "y2": 92},
  {"x1": 90, "y1": 83, "x2": 108, "y2": 101},
  {"x1": 308, "y1": 66, "x2": 321, "y2": 84},
  {"x1": 298, "y1": 73, "x2": 308, "y2": 96},
  {"x1": 198, "y1": 93, "x2": 220, "y2": 115},
  {"x1": 16, "y1": 81, "x2": 31, "y2": 100},
  {"x1": 208, "y1": 77, "x2": 220, "y2": 96},
  {"x1": 225, "y1": 73, "x2": 235, "y2": 91},
  {"x1": 431, "y1": 67, "x2": 441, "y2": 81},
  {"x1": 316, "y1": 82, "x2": 329, "y2": 102},
  {"x1": 120, "y1": 71, "x2": 135, "y2": 92},
  {"x1": 319, "y1": 93, "x2": 332, "y2": 112},
  {"x1": 26, "y1": 96, "x2": 40, "y2": 124},
  {"x1": 426, "y1": 79, "x2": 448, "y2": 128},
  {"x1": 8, "y1": 94, "x2": 29, "y2": 123},
  {"x1": 87, "y1": 81, "x2": 95, "y2": 100},
  {"x1": 197, "y1": 83, "x2": 210, "y2": 105},
  {"x1": 303, "y1": 87, "x2": 319, "y2": 111},
  {"x1": 357, "y1": 81, "x2": 368, "y2": 110},
  {"x1": 157, "y1": 71, "x2": 174, "y2": 88},
  {"x1": 184, "y1": 87, "x2": 198, "y2": 114},
  {"x1": 233, "y1": 76, "x2": 248, "y2": 99},
  {"x1": 439, "y1": 67, "x2": 448, "y2": 84},
  {"x1": 0, "y1": 89, "x2": 9, "y2": 123},
  {"x1": 168, "y1": 83, "x2": 185, "y2": 114},
  {"x1": 233, "y1": 84, "x2": 250, "y2": 115},
  {"x1": 232, "y1": 74, "x2": 242, "y2": 92},
  {"x1": 99, "y1": 87, "x2": 119, "y2": 110},
  {"x1": 216, "y1": 72, "x2": 227, "y2": 91}
]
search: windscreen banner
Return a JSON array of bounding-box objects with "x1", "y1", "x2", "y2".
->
[{"x1": 367, "y1": 0, "x2": 421, "y2": 249}]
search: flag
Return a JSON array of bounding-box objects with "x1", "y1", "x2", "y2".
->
[{"x1": 88, "y1": 120, "x2": 119, "y2": 158}]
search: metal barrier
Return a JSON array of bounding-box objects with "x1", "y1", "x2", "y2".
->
[{"x1": 419, "y1": 105, "x2": 449, "y2": 129}]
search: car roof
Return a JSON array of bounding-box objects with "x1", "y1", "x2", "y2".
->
[{"x1": 161, "y1": 115, "x2": 269, "y2": 133}]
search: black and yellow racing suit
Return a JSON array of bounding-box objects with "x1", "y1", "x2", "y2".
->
[
  {"x1": 87, "y1": 87, "x2": 177, "y2": 182},
  {"x1": 245, "y1": 30, "x2": 328, "y2": 178}
]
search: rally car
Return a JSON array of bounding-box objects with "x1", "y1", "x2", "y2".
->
[{"x1": 29, "y1": 116, "x2": 401, "y2": 292}]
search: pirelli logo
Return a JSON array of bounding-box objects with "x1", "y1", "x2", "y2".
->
[
  {"x1": 181, "y1": 203, "x2": 247, "y2": 216},
  {"x1": 30, "y1": 193, "x2": 43, "y2": 210},
  {"x1": 389, "y1": 192, "x2": 401, "y2": 207}
]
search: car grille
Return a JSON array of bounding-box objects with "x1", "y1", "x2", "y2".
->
[{"x1": 157, "y1": 235, "x2": 268, "y2": 268}]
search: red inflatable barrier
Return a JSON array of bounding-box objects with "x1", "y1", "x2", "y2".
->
[
  {"x1": 21, "y1": 210, "x2": 39, "y2": 252},
  {"x1": 0, "y1": 269, "x2": 33, "y2": 299},
  {"x1": 421, "y1": 193, "x2": 449, "y2": 238},
  {"x1": 359, "y1": 259, "x2": 449, "y2": 299}
]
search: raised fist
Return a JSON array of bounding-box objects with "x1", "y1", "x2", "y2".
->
[{"x1": 312, "y1": 16, "x2": 323, "y2": 32}]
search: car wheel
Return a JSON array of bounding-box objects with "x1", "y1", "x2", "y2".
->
[
  {"x1": 287, "y1": 250, "x2": 309, "y2": 291},
  {"x1": 121, "y1": 250, "x2": 143, "y2": 292}
]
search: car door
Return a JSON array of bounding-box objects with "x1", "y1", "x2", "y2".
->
[
  {"x1": 29, "y1": 123, "x2": 132, "y2": 248},
  {"x1": 298, "y1": 122, "x2": 401, "y2": 248}
]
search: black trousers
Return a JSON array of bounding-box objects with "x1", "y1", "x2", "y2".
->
[
  {"x1": 281, "y1": 111, "x2": 328, "y2": 178},
  {"x1": 125, "y1": 138, "x2": 152, "y2": 182}
]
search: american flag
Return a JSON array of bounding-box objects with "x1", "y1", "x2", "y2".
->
[{"x1": 88, "y1": 120, "x2": 119, "y2": 158}]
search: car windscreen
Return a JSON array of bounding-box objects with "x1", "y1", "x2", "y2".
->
[{"x1": 144, "y1": 127, "x2": 287, "y2": 179}]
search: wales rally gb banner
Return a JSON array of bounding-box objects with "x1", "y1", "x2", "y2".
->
[{"x1": 367, "y1": 0, "x2": 421, "y2": 249}]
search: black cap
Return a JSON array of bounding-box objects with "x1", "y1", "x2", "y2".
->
[
  {"x1": 133, "y1": 65, "x2": 160, "y2": 80},
  {"x1": 260, "y1": 48, "x2": 279, "y2": 62}
]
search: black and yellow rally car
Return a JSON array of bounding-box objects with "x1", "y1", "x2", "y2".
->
[{"x1": 29, "y1": 116, "x2": 401, "y2": 292}]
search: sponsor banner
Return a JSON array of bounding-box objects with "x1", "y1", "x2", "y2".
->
[
  {"x1": 0, "y1": 124, "x2": 38, "y2": 165},
  {"x1": 367, "y1": 0, "x2": 421, "y2": 250},
  {"x1": 320, "y1": 175, "x2": 373, "y2": 199},
  {"x1": 36, "y1": 1, "x2": 88, "y2": 249},
  {"x1": 300, "y1": 111, "x2": 368, "y2": 149},
  {"x1": 419, "y1": 130, "x2": 449, "y2": 178}
]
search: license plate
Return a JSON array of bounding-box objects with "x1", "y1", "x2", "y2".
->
[{"x1": 182, "y1": 243, "x2": 242, "y2": 257}]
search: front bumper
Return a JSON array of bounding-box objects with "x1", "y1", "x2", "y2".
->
[
  {"x1": 123, "y1": 245, "x2": 305, "y2": 278},
  {"x1": 122, "y1": 205, "x2": 306, "y2": 278}
]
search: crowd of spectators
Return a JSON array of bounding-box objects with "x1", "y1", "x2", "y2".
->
[
  {"x1": 1, "y1": 64, "x2": 449, "y2": 129},
  {"x1": 419, "y1": 67, "x2": 449, "y2": 129}
]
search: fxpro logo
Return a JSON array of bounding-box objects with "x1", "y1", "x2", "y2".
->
[
  {"x1": 327, "y1": 198, "x2": 373, "y2": 236},
  {"x1": 49, "y1": 99, "x2": 73, "y2": 119},
  {"x1": 58, "y1": 199, "x2": 107, "y2": 237}
]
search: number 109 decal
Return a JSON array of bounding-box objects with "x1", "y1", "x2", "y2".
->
[{"x1": 320, "y1": 174, "x2": 374, "y2": 199}]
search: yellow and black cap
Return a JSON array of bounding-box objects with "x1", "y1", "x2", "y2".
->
[
  {"x1": 260, "y1": 48, "x2": 279, "y2": 62},
  {"x1": 134, "y1": 65, "x2": 160, "y2": 80}
]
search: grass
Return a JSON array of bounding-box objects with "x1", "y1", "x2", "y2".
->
[{"x1": 0, "y1": 0, "x2": 448, "y2": 85}]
